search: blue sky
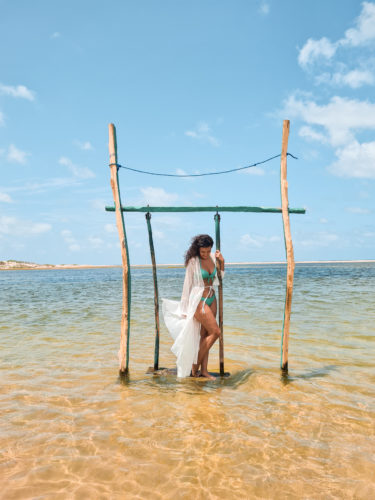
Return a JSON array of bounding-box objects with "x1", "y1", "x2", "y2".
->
[{"x1": 0, "y1": 0, "x2": 374, "y2": 265}]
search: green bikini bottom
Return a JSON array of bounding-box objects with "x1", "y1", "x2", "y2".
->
[{"x1": 200, "y1": 294, "x2": 216, "y2": 307}]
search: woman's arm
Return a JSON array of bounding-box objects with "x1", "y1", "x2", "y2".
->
[{"x1": 180, "y1": 259, "x2": 194, "y2": 316}]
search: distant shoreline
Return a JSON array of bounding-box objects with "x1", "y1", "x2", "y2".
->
[{"x1": 1, "y1": 259, "x2": 375, "y2": 271}]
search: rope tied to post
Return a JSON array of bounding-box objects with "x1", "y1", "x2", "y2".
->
[{"x1": 109, "y1": 152, "x2": 298, "y2": 177}]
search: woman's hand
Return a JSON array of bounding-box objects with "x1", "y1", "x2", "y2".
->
[
  {"x1": 215, "y1": 250, "x2": 225, "y2": 270},
  {"x1": 215, "y1": 250, "x2": 224, "y2": 270},
  {"x1": 215, "y1": 250, "x2": 224, "y2": 262}
]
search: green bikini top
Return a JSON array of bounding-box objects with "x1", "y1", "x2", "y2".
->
[{"x1": 199, "y1": 257, "x2": 217, "y2": 283}]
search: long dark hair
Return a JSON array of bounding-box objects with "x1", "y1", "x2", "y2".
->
[{"x1": 184, "y1": 234, "x2": 214, "y2": 266}]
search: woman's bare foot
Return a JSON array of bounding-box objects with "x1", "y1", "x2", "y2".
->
[
  {"x1": 200, "y1": 371, "x2": 216, "y2": 380},
  {"x1": 191, "y1": 364, "x2": 200, "y2": 377}
]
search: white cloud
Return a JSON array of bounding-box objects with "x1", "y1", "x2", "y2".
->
[
  {"x1": 258, "y1": 1, "x2": 270, "y2": 15},
  {"x1": 241, "y1": 166, "x2": 265, "y2": 176},
  {"x1": 69, "y1": 244, "x2": 80, "y2": 252},
  {"x1": 61, "y1": 229, "x2": 73, "y2": 240},
  {"x1": 240, "y1": 234, "x2": 262, "y2": 247},
  {"x1": 284, "y1": 94, "x2": 375, "y2": 179},
  {"x1": 316, "y1": 69, "x2": 375, "y2": 88},
  {"x1": 75, "y1": 140, "x2": 93, "y2": 151},
  {"x1": 298, "y1": 232, "x2": 339, "y2": 247},
  {"x1": 298, "y1": 37, "x2": 337, "y2": 68},
  {"x1": 192, "y1": 191, "x2": 205, "y2": 199},
  {"x1": 298, "y1": 125, "x2": 328, "y2": 143},
  {"x1": 341, "y1": 1, "x2": 375, "y2": 47},
  {"x1": 153, "y1": 230, "x2": 165, "y2": 240},
  {"x1": 0, "y1": 216, "x2": 51, "y2": 235},
  {"x1": 59, "y1": 156, "x2": 95, "y2": 179},
  {"x1": 175, "y1": 168, "x2": 198, "y2": 180},
  {"x1": 0, "y1": 192, "x2": 12, "y2": 203},
  {"x1": 346, "y1": 206, "x2": 371, "y2": 214},
  {"x1": 174, "y1": 168, "x2": 197, "y2": 182},
  {"x1": 337, "y1": 69, "x2": 374, "y2": 87},
  {"x1": 269, "y1": 236, "x2": 281, "y2": 243},
  {"x1": 319, "y1": 218, "x2": 328, "y2": 224},
  {"x1": 92, "y1": 199, "x2": 106, "y2": 211},
  {"x1": 240, "y1": 233, "x2": 281, "y2": 247},
  {"x1": 7, "y1": 177, "x2": 80, "y2": 194},
  {"x1": 283, "y1": 95, "x2": 375, "y2": 147},
  {"x1": 29, "y1": 223, "x2": 51, "y2": 234},
  {"x1": 185, "y1": 122, "x2": 219, "y2": 147},
  {"x1": 129, "y1": 239, "x2": 143, "y2": 249},
  {"x1": 61, "y1": 229, "x2": 81, "y2": 251},
  {"x1": 153, "y1": 215, "x2": 182, "y2": 228},
  {"x1": 301, "y1": 149, "x2": 319, "y2": 161},
  {"x1": 328, "y1": 140, "x2": 375, "y2": 179},
  {"x1": 0, "y1": 111, "x2": 4, "y2": 126},
  {"x1": 140, "y1": 187, "x2": 178, "y2": 206},
  {"x1": 51, "y1": 32, "x2": 61, "y2": 39},
  {"x1": 7, "y1": 144, "x2": 30, "y2": 164},
  {"x1": 299, "y1": 2, "x2": 375, "y2": 67},
  {"x1": 88, "y1": 236, "x2": 104, "y2": 248},
  {"x1": 105, "y1": 223, "x2": 117, "y2": 233},
  {"x1": 298, "y1": 3, "x2": 375, "y2": 88},
  {"x1": 176, "y1": 168, "x2": 187, "y2": 175},
  {"x1": 0, "y1": 83, "x2": 35, "y2": 101}
]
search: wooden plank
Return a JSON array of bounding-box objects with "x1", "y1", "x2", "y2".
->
[
  {"x1": 105, "y1": 205, "x2": 306, "y2": 214},
  {"x1": 109, "y1": 123, "x2": 131, "y2": 374},
  {"x1": 280, "y1": 120, "x2": 295, "y2": 372},
  {"x1": 145, "y1": 213, "x2": 160, "y2": 371},
  {"x1": 214, "y1": 213, "x2": 224, "y2": 376}
]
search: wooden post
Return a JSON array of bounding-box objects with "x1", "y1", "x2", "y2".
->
[
  {"x1": 108, "y1": 123, "x2": 131, "y2": 374},
  {"x1": 145, "y1": 212, "x2": 160, "y2": 371},
  {"x1": 280, "y1": 120, "x2": 295, "y2": 372},
  {"x1": 214, "y1": 213, "x2": 224, "y2": 375}
]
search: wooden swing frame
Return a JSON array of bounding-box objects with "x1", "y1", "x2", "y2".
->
[{"x1": 106, "y1": 120, "x2": 305, "y2": 375}]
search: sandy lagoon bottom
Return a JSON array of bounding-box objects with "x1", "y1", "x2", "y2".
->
[{"x1": 1, "y1": 264, "x2": 374, "y2": 499}]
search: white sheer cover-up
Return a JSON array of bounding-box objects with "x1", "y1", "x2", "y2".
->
[{"x1": 161, "y1": 254, "x2": 224, "y2": 378}]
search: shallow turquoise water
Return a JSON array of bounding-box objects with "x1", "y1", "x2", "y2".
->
[{"x1": 1, "y1": 264, "x2": 374, "y2": 499}]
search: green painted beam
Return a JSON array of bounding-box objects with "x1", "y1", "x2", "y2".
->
[{"x1": 105, "y1": 205, "x2": 306, "y2": 214}]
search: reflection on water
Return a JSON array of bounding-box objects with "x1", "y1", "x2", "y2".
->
[
  {"x1": 1, "y1": 264, "x2": 375, "y2": 499},
  {"x1": 281, "y1": 365, "x2": 338, "y2": 385}
]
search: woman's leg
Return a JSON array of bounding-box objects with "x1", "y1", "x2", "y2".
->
[
  {"x1": 192, "y1": 324, "x2": 209, "y2": 376},
  {"x1": 194, "y1": 301, "x2": 220, "y2": 379},
  {"x1": 200, "y1": 300, "x2": 217, "y2": 376}
]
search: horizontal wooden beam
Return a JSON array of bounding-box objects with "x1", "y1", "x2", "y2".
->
[{"x1": 105, "y1": 205, "x2": 306, "y2": 214}]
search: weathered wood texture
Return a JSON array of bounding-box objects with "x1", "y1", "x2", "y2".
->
[
  {"x1": 280, "y1": 120, "x2": 295, "y2": 372},
  {"x1": 214, "y1": 213, "x2": 225, "y2": 375},
  {"x1": 109, "y1": 124, "x2": 131, "y2": 374},
  {"x1": 105, "y1": 205, "x2": 306, "y2": 214},
  {"x1": 145, "y1": 213, "x2": 160, "y2": 371}
]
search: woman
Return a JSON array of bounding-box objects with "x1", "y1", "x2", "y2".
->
[{"x1": 162, "y1": 234, "x2": 225, "y2": 379}]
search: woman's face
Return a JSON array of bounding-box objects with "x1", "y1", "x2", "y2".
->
[{"x1": 199, "y1": 246, "x2": 212, "y2": 260}]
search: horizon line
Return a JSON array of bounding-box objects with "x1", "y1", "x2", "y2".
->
[{"x1": 1, "y1": 259, "x2": 375, "y2": 271}]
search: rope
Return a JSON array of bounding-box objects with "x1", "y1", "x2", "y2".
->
[{"x1": 109, "y1": 152, "x2": 298, "y2": 178}]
